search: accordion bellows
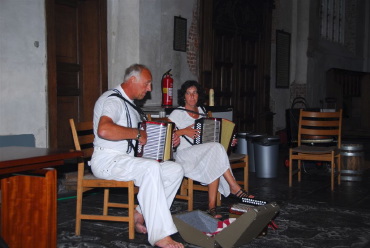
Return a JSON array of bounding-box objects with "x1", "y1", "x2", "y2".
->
[{"x1": 135, "y1": 121, "x2": 175, "y2": 161}]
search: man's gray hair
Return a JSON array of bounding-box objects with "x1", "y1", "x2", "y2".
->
[{"x1": 123, "y1": 64, "x2": 149, "y2": 82}]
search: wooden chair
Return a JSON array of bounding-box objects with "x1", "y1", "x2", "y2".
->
[
  {"x1": 288, "y1": 109, "x2": 342, "y2": 191},
  {"x1": 148, "y1": 113, "x2": 249, "y2": 211},
  {"x1": 207, "y1": 111, "x2": 249, "y2": 193},
  {"x1": 69, "y1": 119, "x2": 136, "y2": 239},
  {"x1": 229, "y1": 152, "x2": 249, "y2": 191}
]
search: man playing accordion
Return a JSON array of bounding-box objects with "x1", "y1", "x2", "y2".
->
[{"x1": 91, "y1": 64, "x2": 184, "y2": 248}]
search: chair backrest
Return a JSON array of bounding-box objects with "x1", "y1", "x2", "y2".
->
[
  {"x1": 69, "y1": 119, "x2": 94, "y2": 160},
  {"x1": 297, "y1": 109, "x2": 342, "y2": 147}
]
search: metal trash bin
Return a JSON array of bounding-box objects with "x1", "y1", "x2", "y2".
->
[
  {"x1": 235, "y1": 132, "x2": 253, "y2": 155},
  {"x1": 253, "y1": 136, "x2": 280, "y2": 178},
  {"x1": 245, "y1": 133, "x2": 265, "y2": 172},
  {"x1": 341, "y1": 143, "x2": 364, "y2": 182}
]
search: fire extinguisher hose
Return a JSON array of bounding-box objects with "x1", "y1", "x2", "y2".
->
[{"x1": 162, "y1": 69, "x2": 172, "y2": 80}]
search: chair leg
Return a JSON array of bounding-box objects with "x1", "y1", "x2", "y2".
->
[
  {"x1": 216, "y1": 192, "x2": 221, "y2": 206},
  {"x1": 103, "y1": 188, "x2": 109, "y2": 215},
  {"x1": 243, "y1": 168, "x2": 248, "y2": 192},
  {"x1": 331, "y1": 152, "x2": 335, "y2": 191},
  {"x1": 289, "y1": 149, "x2": 293, "y2": 187},
  {"x1": 244, "y1": 156, "x2": 249, "y2": 192},
  {"x1": 298, "y1": 160, "x2": 302, "y2": 182},
  {"x1": 180, "y1": 178, "x2": 188, "y2": 195},
  {"x1": 188, "y1": 179, "x2": 194, "y2": 211},
  {"x1": 75, "y1": 185, "x2": 83, "y2": 235},
  {"x1": 337, "y1": 154, "x2": 341, "y2": 185},
  {"x1": 128, "y1": 184, "x2": 135, "y2": 240}
]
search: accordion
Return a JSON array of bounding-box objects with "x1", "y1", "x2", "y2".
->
[
  {"x1": 240, "y1": 197, "x2": 267, "y2": 206},
  {"x1": 193, "y1": 118, "x2": 235, "y2": 152},
  {"x1": 135, "y1": 121, "x2": 175, "y2": 162},
  {"x1": 229, "y1": 198, "x2": 268, "y2": 215}
]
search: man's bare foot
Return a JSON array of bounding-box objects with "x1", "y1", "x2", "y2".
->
[
  {"x1": 134, "y1": 210, "x2": 147, "y2": 234},
  {"x1": 155, "y1": 236, "x2": 184, "y2": 248}
]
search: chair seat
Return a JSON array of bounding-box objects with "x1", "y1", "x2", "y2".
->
[
  {"x1": 83, "y1": 172, "x2": 99, "y2": 180},
  {"x1": 301, "y1": 138, "x2": 333, "y2": 144},
  {"x1": 228, "y1": 152, "x2": 246, "y2": 162},
  {"x1": 292, "y1": 145, "x2": 338, "y2": 154}
]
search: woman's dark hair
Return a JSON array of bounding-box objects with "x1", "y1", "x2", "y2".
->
[{"x1": 178, "y1": 80, "x2": 206, "y2": 107}]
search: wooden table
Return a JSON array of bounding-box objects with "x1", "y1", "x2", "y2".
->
[{"x1": 0, "y1": 146, "x2": 83, "y2": 248}]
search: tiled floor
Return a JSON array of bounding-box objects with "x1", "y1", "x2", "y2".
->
[{"x1": 56, "y1": 141, "x2": 370, "y2": 247}]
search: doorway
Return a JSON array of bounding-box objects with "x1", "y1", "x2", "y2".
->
[
  {"x1": 199, "y1": 0, "x2": 273, "y2": 134},
  {"x1": 46, "y1": 0, "x2": 108, "y2": 149}
]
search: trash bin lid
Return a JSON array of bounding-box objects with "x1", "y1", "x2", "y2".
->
[
  {"x1": 236, "y1": 131, "x2": 253, "y2": 138},
  {"x1": 253, "y1": 135, "x2": 280, "y2": 145},
  {"x1": 340, "y1": 143, "x2": 363, "y2": 151},
  {"x1": 245, "y1": 133, "x2": 266, "y2": 140}
]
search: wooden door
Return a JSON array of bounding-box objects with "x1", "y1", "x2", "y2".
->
[
  {"x1": 200, "y1": 0, "x2": 273, "y2": 134},
  {"x1": 46, "y1": 0, "x2": 107, "y2": 149},
  {"x1": 236, "y1": 36, "x2": 259, "y2": 132}
]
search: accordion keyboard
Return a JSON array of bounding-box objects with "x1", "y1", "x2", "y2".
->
[
  {"x1": 136, "y1": 122, "x2": 167, "y2": 161},
  {"x1": 240, "y1": 197, "x2": 267, "y2": 206},
  {"x1": 194, "y1": 118, "x2": 221, "y2": 145}
]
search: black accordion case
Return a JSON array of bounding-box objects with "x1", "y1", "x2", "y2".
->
[{"x1": 173, "y1": 202, "x2": 280, "y2": 248}]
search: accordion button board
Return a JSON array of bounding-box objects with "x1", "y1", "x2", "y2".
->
[
  {"x1": 194, "y1": 118, "x2": 222, "y2": 145},
  {"x1": 240, "y1": 197, "x2": 268, "y2": 206}
]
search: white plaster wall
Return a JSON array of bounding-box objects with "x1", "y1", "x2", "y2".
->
[
  {"x1": 364, "y1": 0, "x2": 370, "y2": 71},
  {"x1": 294, "y1": 1, "x2": 310, "y2": 87},
  {"x1": 270, "y1": 0, "x2": 294, "y2": 133},
  {"x1": 308, "y1": 41, "x2": 363, "y2": 107},
  {"x1": 107, "y1": 0, "x2": 196, "y2": 106},
  {"x1": 0, "y1": 0, "x2": 195, "y2": 148},
  {"x1": 307, "y1": 0, "x2": 369, "y2": 107},
  {"x1": 108, "y1": 0, "x2": 140, "y2": 86},
  {"x1": 270, "y1": 0, "x2": 370, "y2": 134},
  {"x1": 0, "y1": 0, "x2": 48, "y2": 147},
  {"x1": 270, "y1": 0, "x2": 311, "y2": 133}
]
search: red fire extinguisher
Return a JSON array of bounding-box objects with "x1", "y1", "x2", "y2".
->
[{"x1": 161, "y1": 69, "x2": 173, "y2": 107}]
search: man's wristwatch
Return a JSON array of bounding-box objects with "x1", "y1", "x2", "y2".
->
[{"x1": 136, "y1": 129, "x2": 141, "y2": 140}]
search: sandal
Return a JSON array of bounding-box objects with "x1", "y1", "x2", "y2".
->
[
  {"x1": 207, "y1": 207, "x2": 222, "y2": 219},
  {"x1": 230, "y1": 189, "x2": 250, "y2": 199}
]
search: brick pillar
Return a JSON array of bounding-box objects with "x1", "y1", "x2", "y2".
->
[{"x1": 187, "y1": 1, "x2": 199, "y2": 78}]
